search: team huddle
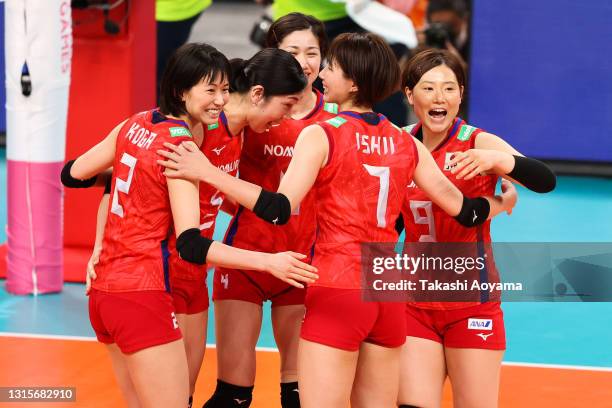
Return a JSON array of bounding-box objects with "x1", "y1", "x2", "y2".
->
[{"x1": 61, "y1": 12, "x2": 556, "y2": 408}]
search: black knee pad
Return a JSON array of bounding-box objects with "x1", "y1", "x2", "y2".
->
[
  {"x1": 202, "y1": 380, "x2": 254, "y2": 408},
  {"x1": 280, "y1": 381, "x2": 300, "y2": 408}
]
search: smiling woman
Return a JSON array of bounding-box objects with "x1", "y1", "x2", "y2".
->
[
  {"x1": 59, "y1": 42, "x2": 317, "y2": 408},
  {"x1": 397, "y1": 47, "x2": 556, "y2": 408},
  {"x1": 224, "y1": 48, "x2": 307, "y2": 134},
  {"x1": 191, "y1": 13, "x2": 336, "y2": 408}
]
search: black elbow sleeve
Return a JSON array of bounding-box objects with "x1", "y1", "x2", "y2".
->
[
  {"x1": 454, "y1": 196, "x2": 490, "y2": 227},
  {"x1": 253, "y1": 190, "x2": 291, "y2": 225},
  {"x1": 395, "y1": 214, "x2": 405, "y2": 236},
  {"x1": 103, "y1": 176, "x2": 112, "y2": 195},
  {"x1": 176, "y1": 228, "x2": 213, "y2": 265},
  {"x1": 508, "y1": 155, "x2": 556, "y2": 193},
  {"x1": 61, "y1": 160, "x2": 97, "y2": 188}
]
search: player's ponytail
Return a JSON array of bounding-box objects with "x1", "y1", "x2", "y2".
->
[
  {"x1": 229, "y1": 58, "x2": 251, "y2": 93},
  {"x1": 228, "y1": 48, "x2": 307, "y2": 97}
]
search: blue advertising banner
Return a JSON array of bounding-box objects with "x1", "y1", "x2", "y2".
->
[{"x1": 469, "y1": 0, "x2": 612, "y2": 162}]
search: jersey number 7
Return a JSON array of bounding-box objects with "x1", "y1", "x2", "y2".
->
[{"x1": 363, "y1": 164, "x2": 390, "y2": 228}]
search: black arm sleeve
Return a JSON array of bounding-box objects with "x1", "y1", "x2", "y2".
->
[
  {"x1": 60, "y1": 160, "x2": 97, "y2": 188},
  {"x1": 394, "y1": 213, "x2": 405, "y2": 236},
  {"x1": 508, "y1": 155, "x2": 556, "y2": 193},
  {"x1": 176, "y1": 228, "x2": 213, "y2": 265},
  {"x1": 103, "y1": 175, "x2": 112, "y2": 195},
  {"x1": 454, "y1": 196, "x2": 490, "y2": 227},
  {"x1": 253, "y1": 189, "x2": 291, "y2": 225}
]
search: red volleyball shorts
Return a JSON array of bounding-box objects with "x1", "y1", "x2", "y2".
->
[
  {"x1": 170, "y1": 277, "x2": 210, "y2": 315},
  {"x1": 405, "y1": 301, "x2": 506, "y2": 350},
  {"x1": 212, "y1": 267, "x2": 305, "y2": 307},
  {"x1": 300, "y1": 286, "x2": 406, "y2": 352},
  {"x1": 89, "y1": 289, "x2": 182, "y2": 354}
]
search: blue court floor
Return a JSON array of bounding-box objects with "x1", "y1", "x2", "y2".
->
[{"x1": 1, "y1": 149, "x2": 612, "y2": 369}]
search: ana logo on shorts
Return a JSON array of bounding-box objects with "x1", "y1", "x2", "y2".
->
[{"x1": 467, "y1": 318, "x2": 492, "y2": 330}]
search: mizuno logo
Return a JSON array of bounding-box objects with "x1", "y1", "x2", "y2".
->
[
  {"x1": 212, "y1": 145, "x2": 226, "y2": 155},
  {"x1": 272, "y1": 217, "x2": 279, "y2": 225},
  {"x1": 221, "y1": 274, "x2": 229, "y2": 289},
  {"x1": 472, "y1": 210, "x2": 478, "y2": 223},
  {"x1": 234, "y1": 399, "x2": 247, "y2": 405},
  {"x1": 407, "y1": 180, "x2": 416, "y2": 188},
  {"x1": 477, "y1": 333, "x2": 494, "y2": 341}
]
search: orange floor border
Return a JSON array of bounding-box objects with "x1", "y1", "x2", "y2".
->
[{"x1": 1, "y1": 336, "x2": 611, "y2": 407}]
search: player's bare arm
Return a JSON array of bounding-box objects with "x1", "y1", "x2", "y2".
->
[
  {"x1": 412, "y1": 137, "x2": 516, "y2": 222},
  {"x1": 85, "y1": 194, "x2": 110, "y2": 295},
  {"x1": 276, "y1": 124, "x2": 329, "y2": 210},
  {"x1": 159, "y1": 140, "x2": 262, "y2": 210},
  {"x1": 167, "y1": 171, "x2": 317, "y2": 286},
  {"x1": 449, "y1": 132, "x2": 556, "y2": 192},
  {"x1": 70, "y1": 119, "x2": 127, "y2": 180},
  {"x1": 158, "y1": 123, "x2": 328, "y2": 224}
]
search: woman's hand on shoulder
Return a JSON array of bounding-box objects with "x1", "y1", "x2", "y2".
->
[{"x1": 157, "y1": 141, "x2": 212, "y2": 182}]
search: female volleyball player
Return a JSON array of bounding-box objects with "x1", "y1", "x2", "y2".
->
[
  {"x1": 61, "y1": 43, "x2": 317, "y2": 408},
  {"x1": 397, "y1": 48, "x2": 556, "y2": 408},
  {"x1": 158, "y1": 33, "x2": 517, "y2": 407},
  {"x1": 203, "y1": 13, "x2": 335, "y2": 408},
  {"x1": 165, "y1": 45, "x2": 313, "y2": 407},
  {"x1": 79, "y1": 45, "x2": 315, "y2": 408}
]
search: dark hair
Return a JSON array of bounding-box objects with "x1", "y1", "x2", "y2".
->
[
  {"x1": 159, "y1": 43, "x2": 230, "y2": 117},
  {"x1": 402, "y1": 48, "x2": 465, "y2": 90},
  {"x1": 327, "y1": 32, "x2": 400, "y2": 107},
  {"x1": 266, "y1": 12, "x2": 328, "y2": 58},
  {"x1": 426, "y1": 0, "x2": 468, "y2": 19},
  {"x1": 229, "y1": 48, "x2": 307, "y2": 96}
]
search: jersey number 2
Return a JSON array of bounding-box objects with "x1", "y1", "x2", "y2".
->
[{"x1": 111, "y1": 153, "x2": 137, "y2": 218}]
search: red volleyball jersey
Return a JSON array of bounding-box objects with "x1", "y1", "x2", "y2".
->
[
  {"x1": 224, "y1": 90, "x2": 337, "y2": 258},
  {"x1": 94, "y1": 110, "x2": 193, "y2": 292},
  {"x1": 168, "y1": 112, "x2": 243, "y2": 280},
  {"x1": 401, "y1": 118, "x2": 499, "y2": 310},
  {"x1": 311, "y1": 112, "x2": 419, "y2": 289}
]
